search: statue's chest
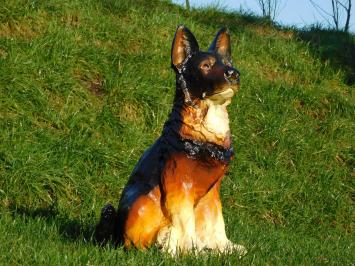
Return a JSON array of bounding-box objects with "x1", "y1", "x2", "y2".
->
[{"x1": 164, "y1": 139, "x2": 234, "y2": 201}]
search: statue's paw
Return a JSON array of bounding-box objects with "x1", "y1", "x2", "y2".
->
[
  {"x1": 218, "y1": 240, "x2": 247, "y2": 257},
  {"x1": 156, "y1": 226, "x2": 198, "y2": 256}
]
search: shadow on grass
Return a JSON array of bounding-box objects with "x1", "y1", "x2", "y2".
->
[
  {"x1": 298, "y1": 27, "x2": 355, "y2": 85},
  {"x1": 96, "y1": 0, "x2": 355, "y2": 85},
  {"x1": 9, "y1": 206, "x2": 96, "y2": 244},
  {"x1": 188, "y1": 8, "x2": 355, "y2": 85},
  {"x1": 194, "y1": 9, "x2": 263, "y2": 30}
]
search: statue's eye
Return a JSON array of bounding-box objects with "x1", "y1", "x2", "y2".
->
[{"x1": 201, "y1": 63, "x2": 211, "y2": 70}]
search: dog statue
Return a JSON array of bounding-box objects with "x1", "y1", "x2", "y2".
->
[{"x1": 95, "y1": 25, "x2": 246, "y2": 256}]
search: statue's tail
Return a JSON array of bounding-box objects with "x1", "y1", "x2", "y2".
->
[{"x1": 94, "y1": 204, "x2": 119, "y2": 246}]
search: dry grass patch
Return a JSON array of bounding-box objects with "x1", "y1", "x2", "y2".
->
[
  {"x1": 263, "y1": 68, "x2": 297, "y2": 84},
  {"x1": 0, "y1": 48, "x2": 8, "y2": 59},
  {"x1": 93, "y1": 39, "x2": 115, "y2": 50},
  {"x1": 0, "y1": 11, "x2": 48, "y2": 40},
  {"x1": 117, "y1": 101, "x2": 144, "y2": 123},
  {"x1": 60, "y1": 13, "x2": 80, "y2": 28},
  {"x1": 73, "y1": 69, "x2": 105, "y2": 98},
  {"x1": 252, "y1": 25, "x2": 294, "y2": 40}
]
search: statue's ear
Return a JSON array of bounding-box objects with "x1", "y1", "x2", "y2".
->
[
  {"x1": 171, "y1": 25, "x2": 199, "y2": 70},
  {"x1": 208, "y1": 27, "x2": 232, "y2": 62}
]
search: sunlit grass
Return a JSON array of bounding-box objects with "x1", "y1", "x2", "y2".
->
[{"x1": 0, "y1": 0, "x2": 354, "y2": 264}]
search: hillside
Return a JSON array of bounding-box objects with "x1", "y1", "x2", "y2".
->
[{"x1": 0, "y1": 0, "x2": 354, "y2": 264}]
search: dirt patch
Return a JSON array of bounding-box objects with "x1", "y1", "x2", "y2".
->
[
  {"x1": 262, "y1": 210, "x2": 285, "y2": 226},
  {"x1": 74, "y1": 69, "x2": 105, "y2": 98},
  {"x1": 293, "y1": 99, "x2": 305, "y2": 111}
]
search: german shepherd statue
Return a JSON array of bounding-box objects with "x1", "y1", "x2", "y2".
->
[{"x1": 95, "y1": 25, "x2": 246, "y2": 256}]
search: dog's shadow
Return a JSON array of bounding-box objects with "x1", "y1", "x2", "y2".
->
[{"x1": 9, "y1": 206, "x2": 97, "y2": 245}]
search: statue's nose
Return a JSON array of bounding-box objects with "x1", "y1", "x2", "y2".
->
[{"x1": 224, "y1": 68, "x2": 240, "y2": 83}]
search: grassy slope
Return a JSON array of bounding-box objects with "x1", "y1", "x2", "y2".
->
[{"x1": 0, "y1": 0, "x2": 354, "y2": 264}]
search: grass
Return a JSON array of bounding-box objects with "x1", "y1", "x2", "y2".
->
[{"x1": 0, "y1": 0, "x2": 354, "y2": 264}]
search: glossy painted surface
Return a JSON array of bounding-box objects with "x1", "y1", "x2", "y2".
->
[{"x1": 96, "y1": 25, "x2": 245, "y2": 255}]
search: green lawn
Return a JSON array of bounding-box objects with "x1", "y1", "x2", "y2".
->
[{"x1": 0, "y1": 0, "x2": 354, "y2": 264}]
